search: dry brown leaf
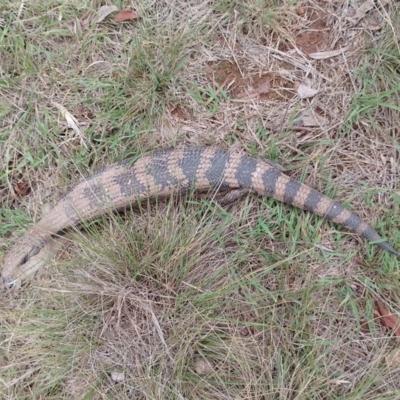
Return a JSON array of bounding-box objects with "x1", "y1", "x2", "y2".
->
[
  {"x1": 308, "y1": 46, "x2": 349, "y2": 60},
  {"x1": 366, "y1": 17, "x2": 382, "y2": 31},
  {"x1": 171, "y1": 105, "x2": 185, "y2": 121},
  {"x1": 110, "y1": 371, "x2": 125, "y2": 382},
  {"x1": 351, "y1": 0, "x2": 389, "y2": 25},
  {"x1": 52, "y1": 101, "x2": 80, "y2": 132},
  {"x1": 293, "y1": 110, "x2": 329, "y2": 127},
  {"x1": 302, "y1": 113, "x2": 328, "y2": 127},
  {"x1": 95, "y1": 5, "x2": 119, "y2": 24},
  {"x1": 236, "y1": 75, "x2": 271, "y2": 99},
  {"x1": 374, "y1": 301, "x2": 400, "y2": 337},
  {"x1": 14, "y1": 182, "x2": 31, "y2": 197},
  {"x1": 194, "y1": 359, "x2": 214, "y2": 374},
  {"x1": 114, "y1": 10, "x2": 137, "y2": 22},
  {"x1": 294, "y1": 82, "x2": 318, "y2": 99},
  {"x1": 296, "y1": 7, "x2": 305, "y2": 16}
]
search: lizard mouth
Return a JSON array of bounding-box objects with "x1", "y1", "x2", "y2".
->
[{"x1": 2, "y1": 275, "x2": 20, "y2": 289}]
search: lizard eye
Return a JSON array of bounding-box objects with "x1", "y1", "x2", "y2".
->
[
  {"x1": 21, "y1": 254, "x2": 30, "y2": 265},
  {"x1": 30, "y1": 246, "x2": 40, "y2": 257},
  {"x1": 20, "y1": 246, "x2": 41, "y2": 266}
]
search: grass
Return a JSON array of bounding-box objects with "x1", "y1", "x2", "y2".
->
[{"x1": 1, "y1": 0, "x2": 400, "y2": 399}]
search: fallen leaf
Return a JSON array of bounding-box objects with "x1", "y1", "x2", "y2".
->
[
  {"x1": 95, "y1": 5, "x2": 119, "y2": 24},
  {"x1": 302, "y1": 113, "x2": 328, "y2": 127},
  {"x1": 354, "y1": 0, "x2": 376, "y2": 22},
  {"x1": 308, "y1": 46, "x2": 349, "y2": 60},
  {"x1": 14, "y1": 182, "x2": 31, "y2": 197},
  {"x1": 52, "y1": 102, "x2": 81, "y2": 133},
  {"x1": 194, "y1": 358, "x2": 214, "y2": 375},
  {"x1": 171, "y1": 105, "x2": 185, "y2": 121},
  {"x1": 295, "y1": 82, "x2": 318, "y2": 99},
  {"x1": 351, "y1": 0, "x2": 389, "y2": 25},
  {"x1": 374, "y1": 301, "x2": 400, "y2": 337},
  {"x1": 111, "y1": 371, "x2": 125, "y2": 382},
  {"x1": 53, "y1": 103, "x2": 74, "y2": 126},
  {"x1": 236, "y1": 74, "x2": 271, "y2": 99},
  {"x1": 296, "y1": 7, "x2": 305, "y2": 16},
  {"x1": 52, "y1": 102, "x2": 87, "y2": 148},
  {"x1": 293, "y1": 110, "x2": 328, "y2": 127},
  {"x1": 114, "y1": 10, "x2": 137, "y2": 22},
  {"x1": 366, "y1": 17, "x2": 382, "y2": 31}
]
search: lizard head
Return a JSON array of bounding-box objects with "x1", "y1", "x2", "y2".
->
[{"x1": 2, "y1": 234, "x2": 47, "y2": 289}]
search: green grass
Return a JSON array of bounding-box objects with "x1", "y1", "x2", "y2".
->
[
  {"x1": 345, "y1": 11, "x2": 400, "y2": 133},
  {"x1": 1, "y1": 1, "x2": 400, "y2": 399},
  {"x1": 1, "y1": 200, "x2": 399, "y2": 398}
]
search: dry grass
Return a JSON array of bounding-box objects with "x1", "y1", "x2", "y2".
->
[{"x1": 1, "y1": 0, "x2": 400, "y2": 399}]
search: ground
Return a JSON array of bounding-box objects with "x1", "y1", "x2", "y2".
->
[{"x1": 1, "y1": 1, "x2": 400, "y2": 399}]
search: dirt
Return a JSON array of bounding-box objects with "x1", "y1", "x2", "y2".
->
[
  {"x1": 295, "y1": 8, "x2": 330, "y2": 54},
  {"x1": 207, "y1": 60, "x2": 293, "y2": 101}
]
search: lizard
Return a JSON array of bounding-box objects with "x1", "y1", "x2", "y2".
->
[{"x1": 2, "y1": 146, "x2": 399, "y2": 288}]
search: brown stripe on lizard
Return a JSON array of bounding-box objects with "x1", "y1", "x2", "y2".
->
[{"x1": 2, "y1": 147, "x2": 398, "y2": 288}]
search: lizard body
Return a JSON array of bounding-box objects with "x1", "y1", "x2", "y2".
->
[{"x1": 2, "y1": 146, "x2": 398, "y2": 288}]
